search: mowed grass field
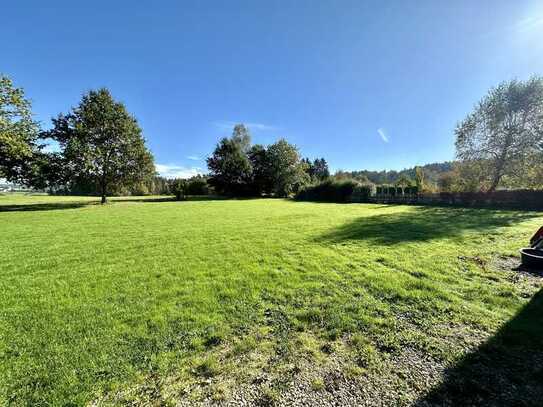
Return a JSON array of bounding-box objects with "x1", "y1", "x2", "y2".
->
[{"x1": 1, "y1": 195, "x2": 543, "y2": 405}]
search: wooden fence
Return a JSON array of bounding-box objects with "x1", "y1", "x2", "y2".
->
[{"x1": 368, "y1": 190, "x2": 543, "y2": 211}]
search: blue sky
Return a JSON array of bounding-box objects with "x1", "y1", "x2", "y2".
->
[{"x1": 3, "y1": 0, "x2": 543, "y2": 177}]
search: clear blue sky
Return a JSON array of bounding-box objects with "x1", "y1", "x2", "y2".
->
[{"x1": 3, "y1": 0, "x2": 543, "y2": 177}]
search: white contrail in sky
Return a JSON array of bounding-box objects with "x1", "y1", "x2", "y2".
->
[{"x1": 377, "y1": 128, "x2": 389, "y2": 143}]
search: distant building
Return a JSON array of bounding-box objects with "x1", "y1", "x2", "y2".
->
[{"x1": 0, "y1": 179, "x2": 33, "y2": 193}]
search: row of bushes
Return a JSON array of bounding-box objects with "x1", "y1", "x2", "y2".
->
[
  {"x1": 295, "y1": 179, "x2": 372, "y2": 203},
  {"x1": 375, "y1": 185, "x2": 419, "y2": 195},
  {"x1": 170, "y1": 177, "x2": 210, "y2": 200}
]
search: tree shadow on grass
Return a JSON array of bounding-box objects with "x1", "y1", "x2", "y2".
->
[
  {"x1": 318, "y1": 207, "x2": 534, "y2": 245},
  {"x1": 0, "y1": 195, "x2": 234, "y2": 212},
  {"x1": 416, "y1": 288, "x2": 543, "y2": 406},
  {"x1": 111, "y1": 195, "x2": 232, "y2": 203},
  {"x1": 0, "y1": 201, "x2": 96, "y2": 212},
  {"x1": 111, "y1": 197, "x2": 176, "y2": 203},
  {"x1": 0, "y1": 198, "x2": 175, "y2": 211}
]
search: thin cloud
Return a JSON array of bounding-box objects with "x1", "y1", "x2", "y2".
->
[
  {"x1": 246, "y1": 122, "x2": 277, "y2": 131},
  {"x1": 213, "y1": 121, "x2": 277, "y2": 132},
  {"x1": 514, "y1": 16, "x2": 543, "y2": 33},
  {"x1": 482, "y1": 12, "x2": 543, "y2": 39},
  {"x1": 186, "y1": 155, "x2": 201, "y2": 161},
  {"x1": 39, "y1": 139, "x2": 61, "y2": 153},
  {"x1": 155, "y1": 164, "x2": 203, "y2": 179},
  {"x1": 377, "y1": 128, "x2": 389, "y2": 143}
]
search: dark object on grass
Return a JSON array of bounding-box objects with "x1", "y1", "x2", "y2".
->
[
  {"x1": 520, "y1": 248, "x2": 543, "y2": 268},
  {"x1": 530, "y1": 226, "x2": 543, "y2": 247},
  {"x1": 520, "y1": 227, "x2": 543, "y2": 268}
]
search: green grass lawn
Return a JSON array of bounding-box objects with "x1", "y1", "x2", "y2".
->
[{"x1": 1, "y1": 195, "x2": 542, "y2": 405}]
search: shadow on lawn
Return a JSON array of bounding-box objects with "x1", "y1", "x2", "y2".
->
[
  {"x1": 112, "y1": 197, "x2": 176, "y2": 203},
  {"x1": 416, "y1": 288, "x2": 543, "y2": 406},
  {"x1": 112, "y1": 196, "x2": 234, "y2": 203},
  {"x1": 0, "y1": 198, "x2": 175, "y2": 212},
  {"x1": 319, "y1": 207, "x2": 533, "y2": 245},
  {"x1": 0, "y1": 195, "x2": 234, "y2": 212},
  {"x1": 0, "y1": 201, "x2": 95, "y2": 212}
]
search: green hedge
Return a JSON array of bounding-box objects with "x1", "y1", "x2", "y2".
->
[{"x1": 295, "y1": 179, "x2": 372, "y2": 203}]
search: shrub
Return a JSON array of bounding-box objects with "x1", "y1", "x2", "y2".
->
[
  {"x1": 170, "y1": 176, "x2": 211, "y2": 199},
  {"x1": 351, "y1": 184, "x2": 373, "y2": 202},
  {"x1": 404, "y1": 185, "x2": 419, "y2": 195},
  {"x1": 186, "y1": 177, "x2": 209, "y2": 195},
  {"x1": 170, "y1": 179, "x2": 188, "y2": 201},
  {"x1": 379, "y1": 185, "x2": 392, "y2": 196},
  {"x1": 295, "y1": 179, "x2": 368, "y2": 203}
]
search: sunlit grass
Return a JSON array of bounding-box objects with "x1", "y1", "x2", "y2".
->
[{"x1": 1, "y1": 195, "x2": 541, "y2": 404}]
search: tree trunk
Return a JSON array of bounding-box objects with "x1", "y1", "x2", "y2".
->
[
  {"x1": 100, "y1": 178, "x2": 107, "y2": 204},
  {"x1": 488, "y1": 155, "x2": 506, "y2": 192},
  {"x1": 488, "y1": 176, "x2": 500, "y2": 192}
]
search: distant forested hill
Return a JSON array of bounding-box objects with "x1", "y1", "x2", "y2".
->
[{"x1": 337, "y1": 162, "x2": 454, "y2": 185}]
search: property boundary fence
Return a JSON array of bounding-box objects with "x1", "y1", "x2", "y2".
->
[{"x1": 368, "y1": 190, "x2": 543, "y2": 211}]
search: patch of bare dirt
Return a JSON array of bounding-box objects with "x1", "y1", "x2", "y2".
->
[
  {"x1": 492, "y1": 254, "x2": 543, "y2": 284},
  {"x1": 175, "y1": 348, "x2": 448, "y2": 407}
]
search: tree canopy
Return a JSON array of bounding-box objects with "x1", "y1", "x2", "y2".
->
[
  {"x1": 455, "y1": 77, "x2": 543, "y2": 191},
  {"x1": 0, "y1": 75, "x2": 40, "y2": 182},
  {"x1": 248, "y1": 144, "x2": 274, "y2": 195},
  {"x1": 207, "y1": 125, "x2": 309, "y2": 197},
  {"x1": 394, "y1": 174, "x2": 413, "y2": 189},
  {"x1": 415, "y1": 166, "x2": 424, "y2": 191},
  {"x1": 303, "y1": 157, "x2": 330, "y2": 182},
  {"x1": 207, "y1": 127, "x2": 253, "y2": 195},
  {"x1": 45, "y1": 88, "x2": 155, "y2": 203},
  {"x1": 266, "y1": 139, "x2": 309, "y2": 197}
]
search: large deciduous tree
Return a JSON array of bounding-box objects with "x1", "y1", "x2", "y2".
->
[
  {"x1": 46, "y1": 88, "x2": 155, "y2": 203},
  {"x1": 0, "y1": 75, "x2": 40, "y2": 182},
  {"x1": 455, "y1": 77, "x2": 543, "y2": 191},
  {"x1": 266, "y1": 139, "x2": 309, "y2": 197},
  {"x1": 207, "y1": 124, "x2": 253, "y2": 195},
  {"x1": 248, "y1": 144, "x2": 273, "y2": 195}
]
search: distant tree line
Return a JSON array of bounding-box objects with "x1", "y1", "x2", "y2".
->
[
  {"x1": 2, "y1": 74, "x2": 542, "y2": 202},
  {"x1": 0, "y1": 74, "x2": 332, "y2": 201},
  {"x1": 333, "y1": 162, "x2": 453, "y2": 192},
  {"x1": 205, "y1": 124, "x2": 329, "y2": 197}
]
